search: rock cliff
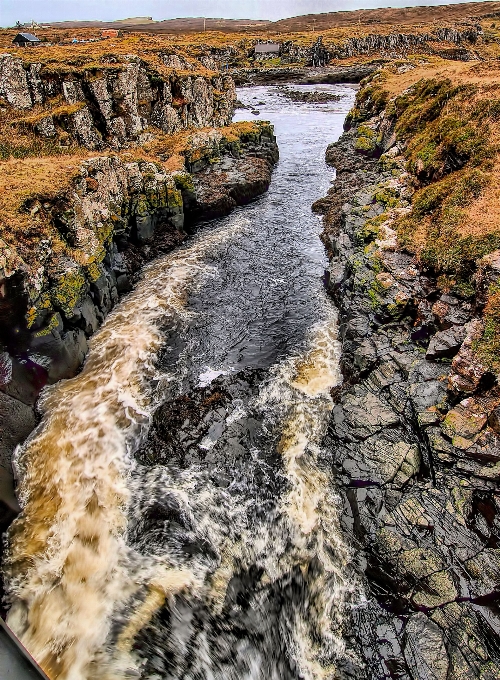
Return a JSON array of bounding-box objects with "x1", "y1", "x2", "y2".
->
[
  {"x1": 330, "y1": 27, "x2": 481, "y2": 61},
  {"x1": 0, "y1": 120, "x2": 278, "y2": 531},
  {"x1": 315, "y1": 72, "x2": 500, "y2": 679},
  {"x1": 0, "y1": 52, "x2": 236, "y2": 150},
  {"x1": 264, "y1": 26, "x2": 482, "y2": 66}
]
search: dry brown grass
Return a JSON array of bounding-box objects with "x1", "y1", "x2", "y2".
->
[
  {"x1": 0, "y1": 156, "x2": 85, "y2": 260},
  {"x1": 354, "y1": 58, "x2": 500, "y2": 287},
  {"x1": 377, "y1": 59, "x2": 500, "y2": 240},
  {"x1": 461, "y1": 162, "x2": 500, "y2": 239},
  {"x1": 1, "y1": 7, "x2": 494, "y2": 68},
  {"x1": 0, "y1": 33, "x2": 217, "y2": 80}
]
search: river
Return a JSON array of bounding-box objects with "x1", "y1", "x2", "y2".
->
[{"x1": 5, "y1": 83, "x2": 358, "y2": 679}]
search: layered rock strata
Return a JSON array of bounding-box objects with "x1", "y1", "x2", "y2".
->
[
  {"x1": 242, "y1": 26, "x2": 482, "y2": 68},
  {"x1": 330, "y1": 27, "x2": 481, "y2": 61},
  {"x1": 316, "y1": 112, "x2": 500, "y2": 678}
]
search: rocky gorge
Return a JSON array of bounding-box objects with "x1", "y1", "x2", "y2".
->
[
  {"x1": 1, "y1": 19, "x2": 500, "y2": 679},
  {"x1": 0, "y1": 52, "x2": 279, "y2": 547}
]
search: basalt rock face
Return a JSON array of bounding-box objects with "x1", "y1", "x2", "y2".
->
[
  {"x1": 236, "y1": 26, "x2": 481, "y2": 73},
  {"x1": 0, "y1": 53, "x2": 236, "y2": 149},
  {"x1": 331, "y1": 27, "x2": 481, "y2": 61},
  {"x1": 184, "y1": 128, "x2": 279, "y2": 224},
  {"x1": 0, "y1": 123, "x2": 278, "y2": 522},
  {"x1": 317, "y1": 123, "x2": 500, "y2": 678}
]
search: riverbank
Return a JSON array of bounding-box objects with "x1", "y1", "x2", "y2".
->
[
  {"x1": 0, "y1": 46, "x2": 283, "y2": 529},
  {"x1": 4, "y1": 83, "x2": 358, "y2": 679},
  {"x1": 316, "y1": 58, "x2": 500, "y2": 678},
  {"x1": 0, "y1": 119, "x2": 278, "y2": 520},
  {"x1": 233, "y1": 64, "x2": 379, "y2": 86}
]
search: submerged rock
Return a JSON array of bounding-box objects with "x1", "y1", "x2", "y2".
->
[{"x1": 277, "y1": 88, "x2": 344, "y2": 103}]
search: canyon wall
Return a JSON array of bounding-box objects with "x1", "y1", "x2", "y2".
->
[
  {"x1": 315, "y1": 74, "x2": 500, "y2": 679},
  {"x1": 330, "y1": 27, "x2": 481, "y2": 60},
  {"x1": 0, "y1": 123, "x2": 278, "y2": 470},
  {"x1": 274, "y1": 27, "x2": 483, "y2": 65},
  {"x1": 0, "y1": 53, "x2": 236, "y2": 149},
  {"x1": 0, "y1": 49, "x2": 278, "y2": 528}
]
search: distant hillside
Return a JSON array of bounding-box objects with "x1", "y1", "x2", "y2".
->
[
  {"x1": 44, "y1": 17, "x2": 270, "y2": 32},
  {"x1": 40, "y1": 2, "x2": 500, "y2": 33},
  {"x1": 271, "y1": 1, "x2": 500, "y2": 31}
]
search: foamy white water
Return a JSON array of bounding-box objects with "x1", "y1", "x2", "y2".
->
[{"x1": 5, "y1": 221, "x2": 246, "y2": 679}]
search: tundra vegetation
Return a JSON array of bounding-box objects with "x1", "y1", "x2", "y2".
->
[{"x1": 347, "y1": 58, "x2": 500, "y2": 369}]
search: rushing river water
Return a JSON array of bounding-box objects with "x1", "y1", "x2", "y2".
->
[{"x1": 6, "y1": 84, "x2": 358, "y2": 679}]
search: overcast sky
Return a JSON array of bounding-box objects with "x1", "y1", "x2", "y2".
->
[{"x1": 0, "y1": 0, "x2": 495, "y2": 27}]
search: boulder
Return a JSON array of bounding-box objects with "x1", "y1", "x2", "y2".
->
[
  {"x1": 34, "y1": 116, "x2": 57, "y2": 138},
  {"x1": 0, "y1": 54, "x2": 32, "y2": 109}
]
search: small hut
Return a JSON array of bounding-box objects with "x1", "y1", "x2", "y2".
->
[
  {"x1": 12, "y1": 32, "x2": 40, "y2": 47},
  {"x1": 254, "y1": 43, "x2": 280, "y2": 60}
]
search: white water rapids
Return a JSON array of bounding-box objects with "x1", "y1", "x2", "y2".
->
[{"x1": 5, "y1": 84, "x2": 360, "y2": 679}]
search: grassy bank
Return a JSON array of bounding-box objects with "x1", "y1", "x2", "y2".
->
[{"x1": 348, "y1": 58, "x2": 500, "y2": 370}]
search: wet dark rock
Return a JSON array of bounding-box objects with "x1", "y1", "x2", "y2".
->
[
  {"x1": 449, "y1": 320, "x2": 490, "y2": 394},
  {"x1": 131, "y1": 367, "x2": 285, "y2": 582},
  {"x1": 136, "y1": 368, "x2": 271, "y2": 472},
  {"x1": 186, "y1": 139, "x2": 279, "y2": 224},
  {"x1": 404, "y1": 613, "x2": 449, "y2": 680},
  {"x1": 0, "y1": 391, "x2": 35, "y2": 492}
]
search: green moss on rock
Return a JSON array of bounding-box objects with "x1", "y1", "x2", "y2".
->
[{"x1": 50, "y1": 268, "x2": 86, "y2": 317}]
